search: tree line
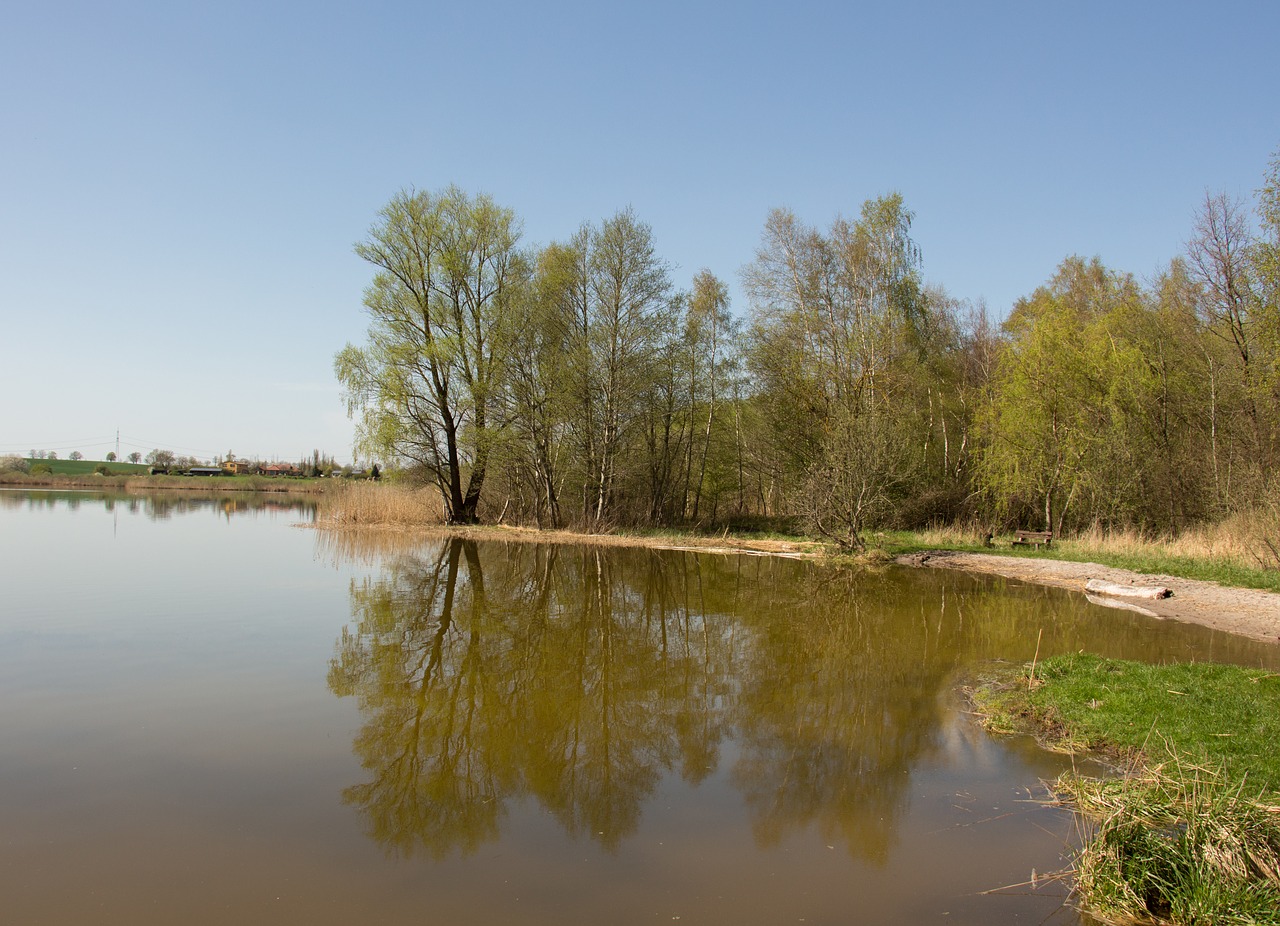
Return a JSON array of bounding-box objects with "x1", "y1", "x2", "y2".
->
[{"x1": 337, "y1": 149, "x2": 1280, "y2": 547}]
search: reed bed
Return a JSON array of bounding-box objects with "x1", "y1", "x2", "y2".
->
[{"x1": 318, "y1": 482, "x2": 444, "y2": 527}]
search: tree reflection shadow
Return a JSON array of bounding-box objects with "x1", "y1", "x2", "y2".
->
[
  {"x1": 329, "y1": 540, "x2": 735, "y2": 857},
  {"x1": 329, "y1": 540, "x2": 1120, "y2": 862}
]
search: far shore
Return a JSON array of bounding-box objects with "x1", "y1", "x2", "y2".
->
[{"x1": 0, "y1": 472, "x2": 329, "y2": 494}]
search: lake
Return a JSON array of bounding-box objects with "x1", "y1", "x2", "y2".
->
[{"x1": 4, "y1": 488, "x2": 1278, "y2": 924}]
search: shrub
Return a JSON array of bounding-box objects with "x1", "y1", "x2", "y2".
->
[{"x1": 29, "y1": 463, "x2": 53, "y2": 475}]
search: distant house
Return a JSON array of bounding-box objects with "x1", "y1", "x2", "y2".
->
[
  {"x1": 260, "y1": 463, "x2": 297, "y2": 477},
  {"x1": 222, "y1": 460, "x2": 250, "y2": 475},
  {"x1": 187, "y1": 466, "x2": 224, "y2": 477}
]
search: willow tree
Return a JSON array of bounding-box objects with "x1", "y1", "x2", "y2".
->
[{"x1": 335, "y1": 187, "x2": 526, "y2": 523}]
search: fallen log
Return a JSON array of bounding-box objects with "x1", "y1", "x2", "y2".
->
[{"x1": 1084, "y1": 578, "x2": 1173, "y2": 600}]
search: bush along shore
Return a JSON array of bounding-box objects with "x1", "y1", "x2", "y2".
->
[{"x1": 973, "y1": 654, "x2": 1280, "y2": 924}]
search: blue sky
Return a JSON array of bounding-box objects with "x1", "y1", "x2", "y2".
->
[{"x1": 2, "y1": 0, "x2": 1277, "y2": 464}]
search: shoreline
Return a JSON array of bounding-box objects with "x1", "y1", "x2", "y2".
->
[{"x1": 319, "y1": 522, "x2": 1280, "y2": 644}]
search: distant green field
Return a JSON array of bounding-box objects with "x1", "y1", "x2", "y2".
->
[{"x1": 24, "y1": 458, "x2": 152, "y2": 475}]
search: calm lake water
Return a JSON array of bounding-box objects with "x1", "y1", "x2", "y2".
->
[{"x1": 4, "y1": 488, "x2": 1279, "y2": 925}]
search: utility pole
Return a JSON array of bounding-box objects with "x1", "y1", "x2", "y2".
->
[{"x1": 116, "y1": 429, "x2": 120, "y2": 461}]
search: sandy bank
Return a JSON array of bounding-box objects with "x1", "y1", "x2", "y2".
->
[{"x1": 896, "y1": 550, "x2": 1280, "y2": 645}]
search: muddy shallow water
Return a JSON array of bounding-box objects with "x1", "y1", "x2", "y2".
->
[{"x1": 4, "y1": 489, "x2": 1278, "y2": 924}]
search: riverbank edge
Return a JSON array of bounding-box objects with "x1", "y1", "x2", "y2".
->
[
  {"x1": 0, "y1": 473, "x2": 329, "y2": 494},
  {"x1": 312, "y1": 519, "x2": 831, "y2": 558}
]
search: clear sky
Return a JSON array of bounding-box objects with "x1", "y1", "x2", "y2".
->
[{"x1": 2, "y1": 0, "x2": 1276, "y2": 464}]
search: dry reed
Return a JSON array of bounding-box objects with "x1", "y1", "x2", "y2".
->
[{"x1": 317, "y1": 482, "x2": 444, "y2": 528}]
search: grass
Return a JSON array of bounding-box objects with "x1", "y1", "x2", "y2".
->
[
  {"x1": 973, "y1": 654, "x2": 1280, "y2": 924},
  {"x1": 1062, "y1": 759, "x2": 1280, "y2": 925},
  {"x1": 976, "y1": 654, "x2": 1280, "y2": 788}
]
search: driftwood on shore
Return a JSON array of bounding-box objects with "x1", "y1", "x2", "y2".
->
[{"x1": 1084, "y1": 578, "x2": 1173, "y2": 600}]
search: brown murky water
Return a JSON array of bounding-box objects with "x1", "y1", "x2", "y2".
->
[{"x1": 4, "y1": 489, "x2": 1278, "y2": 924}]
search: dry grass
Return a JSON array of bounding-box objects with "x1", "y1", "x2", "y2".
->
[
  {"x1": 910, "y1": 522, "x2": 991, "y2": 547},
  {"x1": 1068, "y1": 508, "x2": 1280, "y2": 572},
  {"x1": 901, "y1": 508, "x2": 1280, "y2": 591},
  {"x1": 910, "y1": 508, "x2": 1280, "y2": 566},
  {"x1": 312, "y1": 483, "x2": 826, "y2": 558}
]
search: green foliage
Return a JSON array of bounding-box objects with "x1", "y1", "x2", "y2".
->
[
  {"x1": 979, "y1": 258, "x2": 1145, "y2": 532},
  {"x1": 743, "y1": 194, "x2": 937, "y2": 547},
  {"x1": 338, "y1": 149, "x2": 1280, "y2": 539}
]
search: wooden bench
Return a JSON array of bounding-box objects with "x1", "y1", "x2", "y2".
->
[{"x1": 1012, "y1": 530, "x2": 1053, "y2": 548}]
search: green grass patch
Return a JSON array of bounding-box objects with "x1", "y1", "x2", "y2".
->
[
  {"x1": 974, "y1": 654, "x2": 1280, "y2": 924},
  {"x1": 20, "y1": 457, "x2": 151, "y2": 476},
  {"x1": 976, "y1": 653, "x2": 1280, "y2": 789},
  {"x1": 1042, "y1": 545, "x2": 1279, "y2": 594}
]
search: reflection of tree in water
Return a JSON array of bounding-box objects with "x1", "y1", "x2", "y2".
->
[
  {"x1": 728, "y1": 565, "x2": 956, "y2": 864},
  {"x1": 331, "y1": 542, "x2": 1167, "y2": 863},
  {"x1": 329, "y1": 540, "x2": 736, "y2": 857},
  {"x1": 514, "y1": 547, "x2": 734, "y2": 844},
  {"x1": 329, "y1": 539, "x2": 505, "y2": 856}
]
